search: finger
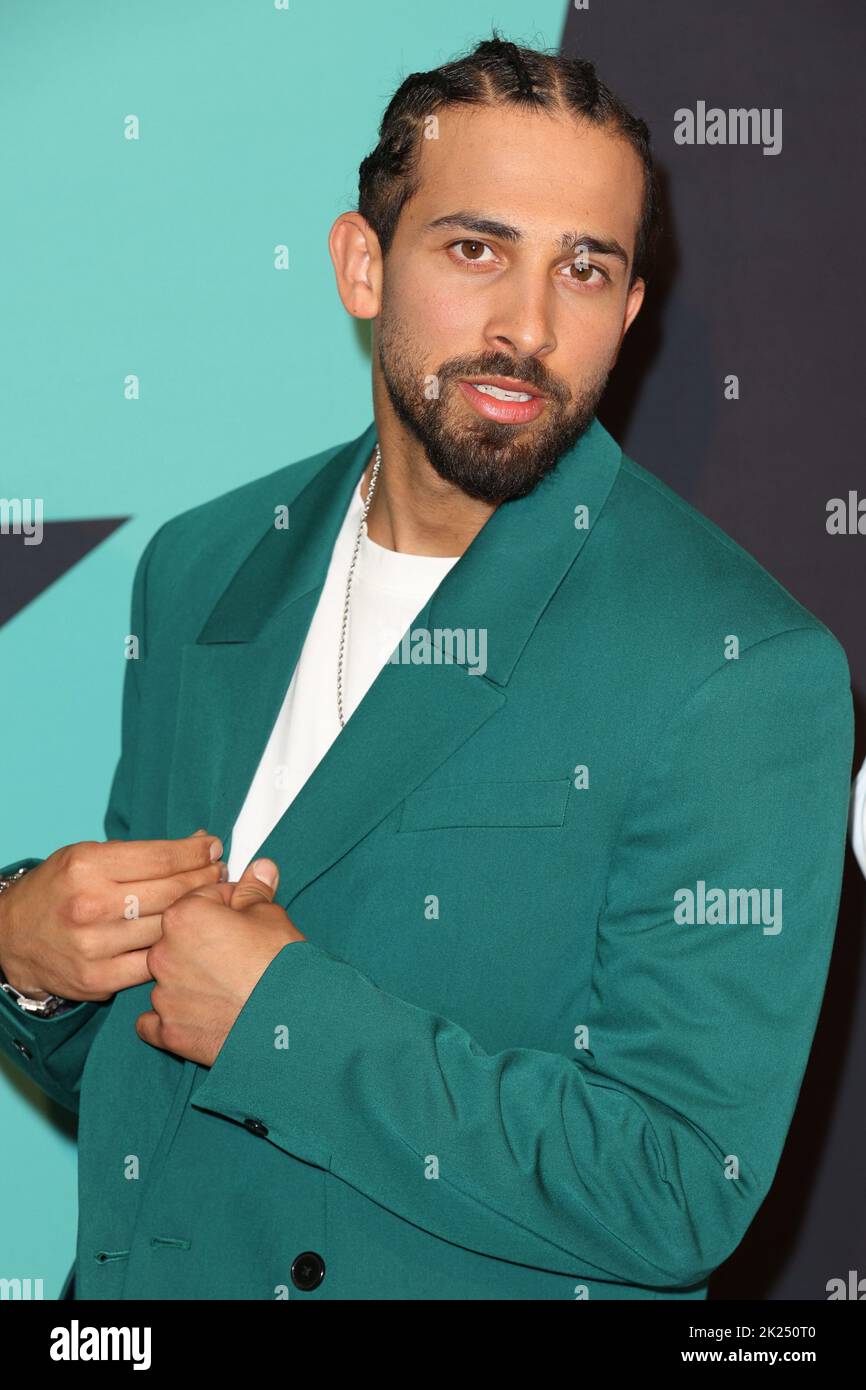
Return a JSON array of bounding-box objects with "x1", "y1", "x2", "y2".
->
[
  {"x1": 135, "y1": 1009, "x2": 164, "y2": 1049},
  {"x1": 230, "y1": 858, "x2": 279, "y2": 911},
  {"x1": 113, "y1": 947, "x2": 159, "y2": 988},
  {"x1": 41, "y1": 943, "x2": 161, "y2": 1003},
  {"x1": 183, "y1": 880, "x2": 236, "y2": 907},
  {"x1": 96, "y1": 861, "x2": 228, "y2": 920},
  {"x1": 105, "y1": 911, "x2": 164, "y2": 956},
  {"x1": 95, "y1": 832, "x2": 224, "y2": 879},
  {"x1": 81, "y1": 913, "x2": 164, "y2": 956}
]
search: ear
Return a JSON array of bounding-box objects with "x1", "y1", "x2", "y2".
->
[
  {"x1": 329, "y1": 211, "x2": 383, "y2": 321},
  {"x1": 609, "y1": 277, "x2": 646, "y2": 369}
]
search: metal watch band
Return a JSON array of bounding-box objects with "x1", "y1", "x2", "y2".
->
[
  {"x1": 0, "y1": 978, "x2": 71, "y2": 1016},
  {"x1": 0, "y1": 863, "x2": 71, "y2": 1015}
]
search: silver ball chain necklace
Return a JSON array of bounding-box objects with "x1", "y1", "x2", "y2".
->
[{"x1": 337, "y1": 442, "x2": 382, "y2": 729}]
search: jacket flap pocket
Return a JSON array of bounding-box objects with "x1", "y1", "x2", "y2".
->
[{"x1": 398, "y1": 777, "x2": 570, "y2": 831}]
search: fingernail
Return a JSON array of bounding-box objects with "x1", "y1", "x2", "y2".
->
[
  {"x1": 219, "y1": 862, "x2": 229, "y2": 881},
  {"x1": 192, "y1": 828, "x2": 207, "y2": 836},
  {"x1": 209, "y1": 838, "x2": 223, "y2": 862},
  {"x1": 253, "y1": 858, "x2": 277, "y2": 887}
]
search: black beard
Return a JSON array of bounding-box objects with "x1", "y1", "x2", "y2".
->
[{"x1": 377, "y1": 313, "x2": 610, "y2": 504}]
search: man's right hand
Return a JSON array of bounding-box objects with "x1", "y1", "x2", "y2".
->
[{"x1": 0, "y1": 830, "x2": 225, "y2": 1003}]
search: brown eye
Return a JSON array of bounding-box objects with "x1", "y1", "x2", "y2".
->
[
  {"x1": 460, "y1": 240, "x2": 486, "y2": 260},
  {"x1": 570, "y1": 262, "x2": 594, "y2": 282}
]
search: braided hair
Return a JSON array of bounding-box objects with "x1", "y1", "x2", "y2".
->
[{"x1": 357, "y1": 31, "x2": 661, "y2": 287}]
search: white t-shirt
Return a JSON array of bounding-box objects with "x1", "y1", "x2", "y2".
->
[{"x1": 226, "y1": 476, "x2": 461, "y2": 880}]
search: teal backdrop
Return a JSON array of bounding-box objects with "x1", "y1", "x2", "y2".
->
[{"x1": 0, "y1": 0, "x2": 564, "y2": 1297}]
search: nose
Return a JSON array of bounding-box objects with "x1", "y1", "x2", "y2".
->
[{"x1": 483, "y1": 265, "x2": 557, "y2": 362}]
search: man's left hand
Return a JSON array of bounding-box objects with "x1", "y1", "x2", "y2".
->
[{"x1": 135, "y1": 857, "x2": 304, "y2": 1067}]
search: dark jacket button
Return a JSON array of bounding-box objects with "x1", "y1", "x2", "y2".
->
[
  {"x1": 291, "y1": 1251, "x2": 325, "y2": 1291},
  {"x1": 243, "y1": 1117, "x2": 268, "y2": 1137},
  {"x1": 12, "y1": 1039, "x2": 32, "y2": 1061}
]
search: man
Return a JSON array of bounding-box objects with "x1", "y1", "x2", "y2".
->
[{"x1": 0, "y1": 36, "x2": 854, "y2": 1301}]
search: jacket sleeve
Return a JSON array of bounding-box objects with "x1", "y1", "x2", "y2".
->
[
  {"x1": 190, "y1": 626, "x2": 854, "y2": 1289},
  {"x1": 0, "y1": 525, "x2": 164, "y2": 1114},
  {"x1": 0, "y1": 945, "x2": 110, "y2": 1115}
]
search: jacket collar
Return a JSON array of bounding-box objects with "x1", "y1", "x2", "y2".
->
[{"x1": 166, "y1": 416, "x2": 621, "y2": 904}]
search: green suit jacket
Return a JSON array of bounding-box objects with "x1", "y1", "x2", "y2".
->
[{"x1": 0, "y1": 416, "x2": 854, "y2": 1300}]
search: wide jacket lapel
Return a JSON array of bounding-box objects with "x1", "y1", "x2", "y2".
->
[
  {"x1": 164, "y1": 426, "x2": 373, "y2": 860},
  {"x1": 165, "y1": 415, "x2": 622, "y2": 910}
]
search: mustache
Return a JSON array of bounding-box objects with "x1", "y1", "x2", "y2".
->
[{"x1": 437, "y1": 354, "x2": 569, "y2": 402}]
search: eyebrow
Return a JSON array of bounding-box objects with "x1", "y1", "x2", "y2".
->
[{"x1": 423, "y1": 211, "x2": 630, "y2": 270}]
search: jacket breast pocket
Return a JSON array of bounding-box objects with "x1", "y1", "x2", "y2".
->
[{"x1": 397, "y1": 777, "x2": 571, "y2": 831}]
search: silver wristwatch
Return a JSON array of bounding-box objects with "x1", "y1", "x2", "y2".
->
[{"x1": 0, "y1": 863, "x2": 71, "y2": 1017}]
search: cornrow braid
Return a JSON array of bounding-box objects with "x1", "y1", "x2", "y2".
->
[
  {"x1": 508, "y1": 41, "x2": 539, "y2": 99},
  {"x1": 473, "y1": 36, "x2": 540, "y2": 102},
  {"x1": 357, "y1": 32, "x2": 662, "y2": 288}
]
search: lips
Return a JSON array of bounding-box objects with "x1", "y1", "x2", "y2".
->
[
  {"x1": 464, "y1": 375, "x2": 546, "y2": 398},
  {"x1": 457, "y1": 377, "x2": 549, "y2": 424}
]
